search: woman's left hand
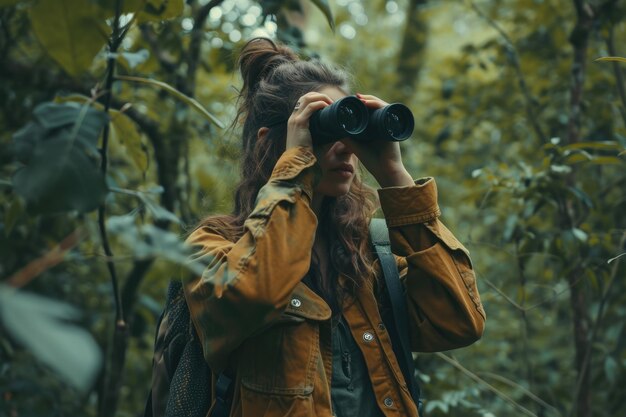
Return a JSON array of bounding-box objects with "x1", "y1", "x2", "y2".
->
[{"x1": 342, "y1": 93, "x2": 415, "y2": 188}]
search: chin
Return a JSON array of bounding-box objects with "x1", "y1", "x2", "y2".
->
[{"x1": 320, "y1": 186, "x2": 352, "y2": 197}]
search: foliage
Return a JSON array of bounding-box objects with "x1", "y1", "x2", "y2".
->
[{"x1": 0, "y1": 0, "x2": 625, "y2": 416}]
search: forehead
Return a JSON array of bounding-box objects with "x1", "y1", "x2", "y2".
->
[{"x1": 319, "y1": 86, "x2": 348, "y2": 101}]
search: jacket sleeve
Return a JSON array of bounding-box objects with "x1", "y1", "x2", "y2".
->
[
  {"x1": 183, "y1": 147, "x2": 319, "y2": 373},
  {"x1": 378, "y1": 177, "x2": 486, "y2": 352}
]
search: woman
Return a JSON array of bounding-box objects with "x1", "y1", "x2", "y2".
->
[{"x1": 184, "y1": 37, "x2": 485, "y2": 417}]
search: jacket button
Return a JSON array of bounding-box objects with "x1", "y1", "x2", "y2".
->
[
  {"x1": 290, "y1": 298, "x2": 302, "y2": 308},
  {"x1": 362, "y1": 332, "x2": 374, "y2": 342},
  {"x1": 383, "y1": 397, "x2": 394, "y2": 408}
]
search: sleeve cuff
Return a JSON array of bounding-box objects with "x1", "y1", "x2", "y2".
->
[
  {"x1": 378, "y1": 177, "x2": 441, "y2": 227},
  {"x1": 269, "y1": 146, "x2": 318, "y2": 201}
]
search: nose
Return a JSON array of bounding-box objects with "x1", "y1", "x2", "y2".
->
[{"x1": 330, "y1": 140, "x2": 352, "y2": 156}]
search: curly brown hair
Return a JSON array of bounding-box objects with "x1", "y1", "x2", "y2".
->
[{"x1": 198, "y1": 38, "x2": 378, "y2": 304}]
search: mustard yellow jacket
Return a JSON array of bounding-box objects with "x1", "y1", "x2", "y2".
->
[{"x1": 184, "y1": 147, "x2": 486, "y2": 417}]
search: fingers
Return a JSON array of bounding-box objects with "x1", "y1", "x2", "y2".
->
[
  {"x1": 285, "y1": 92, "x2": 334, "y2": 149},
  {"x1": 356, "y1": 93, "x2": 388, "y2": 109},
  {"x1": 288, "y1": 92, "x2": 333, "y2": 126}
]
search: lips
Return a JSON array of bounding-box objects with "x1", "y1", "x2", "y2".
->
[{"x1": 333, "y1": 163, "x2": 354, "y2": 173}]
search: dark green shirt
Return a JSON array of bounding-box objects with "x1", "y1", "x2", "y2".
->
[{"x1": 331, "y1": 314, "x2": 385, "y2": 417}]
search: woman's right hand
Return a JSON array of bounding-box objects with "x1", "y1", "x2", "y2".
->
[{"x1": 286, "y1": 92, "x2": 334, "y2": 150}]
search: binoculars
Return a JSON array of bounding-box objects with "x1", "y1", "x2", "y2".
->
[{"x1": 309, "y1": 96, "x2": 414, "y2": 146}]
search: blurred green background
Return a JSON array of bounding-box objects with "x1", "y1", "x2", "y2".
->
[{"x1": 1, "y1": 0, "x2": 625, "y2": 416}]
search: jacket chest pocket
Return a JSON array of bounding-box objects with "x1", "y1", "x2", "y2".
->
[
  {"x1": 238, "y1": 283, "x2": 331, "y2": 396},
  {"x1": 239, "y1": 315, "x2": 320, "y2": 396}
]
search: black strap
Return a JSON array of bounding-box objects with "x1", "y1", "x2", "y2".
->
[
  {"x1": 370, "y1": 218, "x2": 422, "y2": 412},
  {"x1": 208, "y1": 371, "x2": 234, "y2": 417}
]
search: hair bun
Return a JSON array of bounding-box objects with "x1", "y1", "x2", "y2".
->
[{"x1": 238, "y1": 37, "x2": 298, "y2": 99}]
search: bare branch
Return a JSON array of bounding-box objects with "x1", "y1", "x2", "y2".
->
[{"x1": 5, "y1": 229, "x2": 84, "y2": 288}]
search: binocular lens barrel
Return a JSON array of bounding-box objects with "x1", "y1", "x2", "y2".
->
[
  {"x1": 366, "y1": 103, "x2": 415, "y2": 142},
  {"x1": 309, "y1": 96, "x2": 369, "y2": 145},
  {"x1": 309, "y1": 96, "x2": 414, "y2": 145}
]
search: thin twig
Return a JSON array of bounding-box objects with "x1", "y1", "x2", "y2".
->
[
  {"x1": 434, "y1": 352, "x2": 538, "y2": 417},
  {"x1": 98, "y1": 0, "x2": 124, "y2": 328},
  {"x1": 476, "y1": 371, "x2": 562, "y2": 416},
  {"x1": 482, "y1": 274, "x2": 525, "y2": 311},
  {"x1": 96, "y1": 2, "x2": 128, "y2": 416}
]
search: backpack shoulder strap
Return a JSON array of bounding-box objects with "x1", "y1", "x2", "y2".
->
[{"x1": 369, "y1": 218, "x2": 422, "y2": 411}]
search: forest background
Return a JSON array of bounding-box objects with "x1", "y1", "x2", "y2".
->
[{"x1": 1, "y1": 0, "x2": 625, "y2": 416}]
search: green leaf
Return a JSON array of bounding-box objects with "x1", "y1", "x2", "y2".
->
[
  {"x1": 34, "y1": 102, "x2": 103, "y2": 154},
  {"x1": 595, "y1": 56, "x2": 626, "y2": 64},
  {"x1": 0, "y1": 285, "x2": 102, "y2": 391},
  {"x1": 141, "y1": 197, "x2": 181, "y2": 223},
  {"x1": 13, "y1": 138, "x2": 108, "y2": 214},
  {"x1": 588, "y1": 156, "x2": 623, "y2": 165},
  {"x1": 116, "y1": 75, "x2": 225, "y2": 128},
  {"x1": 563, "y1": 141, "x2": 624, "y2": 151},
  {"x1": 502, "y1": 214, "x2": 518, "y2": 242},
  {"x1": 309, "y1": 0, "x2": 335, "y2": 31},
  {"x1": 110, "y1": 110, "x2": 149, "y2": 172},
  {"x1": 572, "y1": 228, "x2": 588, "y2": 242},
  {"x1": 120, "y1": 49, "x2": 150, "y2": 69},
  {"x1": 605, "y1": 356, "x2": 619, "y2": 384},
  {"x1": 107, "y1": 215, "x2": 203, "y2": 273},
  {"x1": 12, "y1": 102, "x2": 109, "y2": 214},
  {"x1": 4, "y1": 197, "x2": 24, "y2": 236},
  {"x1": 12, "y1": 122, "x2": 45, "y2": 164},
  {"x1": 30, "y1": 0, "x2": 109, "y2": 76},
  {"x1": 550, "y1": 164, "x2": 572, "y2": 174},
  {"x1": 564, "y1": 151, "x2": 592, "y2": 165}
]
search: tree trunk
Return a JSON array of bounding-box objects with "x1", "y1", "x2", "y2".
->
[{"x1": 394, "y1": 0, "x2": 428, "y2": 102}]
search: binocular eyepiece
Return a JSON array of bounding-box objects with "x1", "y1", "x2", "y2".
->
[{"x1": 309, "y1": 96, "x2": 414, "y2": 146}]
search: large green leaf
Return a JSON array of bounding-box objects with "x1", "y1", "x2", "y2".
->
[
  {"x1": 12, "y1": 102, "x2": 109, "y2": 214},
  {"x1": 12, "y1": 122, "x2": 45, "y2": 164},
  {"x1": 0, "y1": 285, "x2": 102, "y2": 391},
  {"x1": 34, "y1": 102, "x2": 103, "y2": 154},
  {"x1": 30, "y1": 0, "x2": 109, "y2": 76},
  {"x1": 54, "y1": 95, "x2": 150, "y2": 172}
]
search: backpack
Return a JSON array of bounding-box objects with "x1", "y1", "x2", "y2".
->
[
  {"x1": 144, "y1": 219, "x2": 422, "y2": 417},
  {"x1": 143, "y1": 280, "x2": 214, "y2": 417}
]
